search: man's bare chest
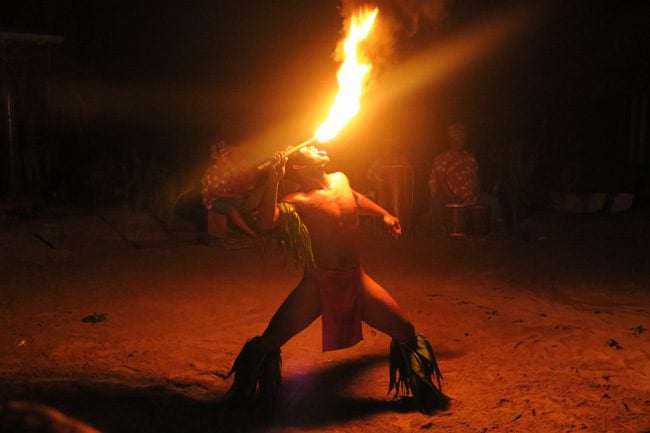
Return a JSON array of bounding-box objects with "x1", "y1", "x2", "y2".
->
[{"x1": 301, "y1": 188, "x2": 357, "y2": 222}]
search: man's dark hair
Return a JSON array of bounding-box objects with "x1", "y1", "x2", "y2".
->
[{"x1": 283, "y1": 152, "x2": 309, "y2": 182}]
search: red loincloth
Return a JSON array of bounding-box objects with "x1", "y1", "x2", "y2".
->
[{"x1": 308, "y1": 267, "x2": 363, "y2": 352}]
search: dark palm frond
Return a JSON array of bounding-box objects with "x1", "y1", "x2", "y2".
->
[
  {"x1": 223, "y1": 337, "x2": 282, "y2": 409},
  {"x1": 277, "y1": 202, "x2": 315, "y2": 269},
  {"x1": 388, "y1": 333, "x2": 449, "y2": 414}
]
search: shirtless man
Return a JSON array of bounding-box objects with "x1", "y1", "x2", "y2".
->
[{"x1": 223, "y1": 146, "x2": 448, "y2": 414}]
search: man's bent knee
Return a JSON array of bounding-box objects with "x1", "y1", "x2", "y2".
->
[{"x1": 392, "y1": 320, "x2": 415, "y2": 344}]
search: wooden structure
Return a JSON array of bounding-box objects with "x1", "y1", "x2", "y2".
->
[{"x1": 0, "y1": 31, "x2": 63, "y2": 197}]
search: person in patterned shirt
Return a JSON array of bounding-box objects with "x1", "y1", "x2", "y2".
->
[
  {"x1": 201, "y1": 141, "x2": 258, "y2": 237},
  {"x1": 428, "y1": 123, "x2": 480, "y2": 228}
]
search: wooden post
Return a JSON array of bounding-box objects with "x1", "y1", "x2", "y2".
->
[{"x1": 6, "y1": 91, "x2": 16, "y2": 196}]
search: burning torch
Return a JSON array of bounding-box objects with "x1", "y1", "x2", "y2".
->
[{"x1": 257, "y1": 7, "x2": 378, "y2": 171}]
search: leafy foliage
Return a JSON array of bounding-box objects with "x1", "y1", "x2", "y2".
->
[{"x1": 277, "y1": 202, "x2": 315, "y2": 269}]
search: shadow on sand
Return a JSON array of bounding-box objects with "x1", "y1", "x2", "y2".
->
[
  {"x1": 1, "y1": 354, "x2": 449, "y2": 432},
  {"x1": 1, "y1": 379, "x2": 217, "y2": 433},
  {"x1": 215, "y1": 354, "x2": 440, "y2": 432}
]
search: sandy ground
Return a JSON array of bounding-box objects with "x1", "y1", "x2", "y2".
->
[{"x1": 1, "y1": 207, "x2": 649, "y2": 433}]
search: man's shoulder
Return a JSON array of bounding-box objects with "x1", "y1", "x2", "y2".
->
[
  {"x1": 434, "y1": 151, "x2": 452, "y2": 166},
  {"x1": 327, "y1": 171, "x2": 349, "y2": 182},
  {"x1": 282, "y1": 192, "x2": 308, "y2": 204},
  {"x1": 462, "y1": 150, "x2": 478, "y2": 162}
]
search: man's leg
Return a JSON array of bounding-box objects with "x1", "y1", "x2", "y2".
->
[
  {"x1": 359, "y1": 272, "x2": 415, "y2": 342},
  {"x1": 260, "y1": 273, "x2": 322, "y2": 349},
  {"x1": 359, "y1": 271, "x2": 449, "y2": 414},
  {"x1": 224, "y1": 273, "x2": 321, "y2": 408}
]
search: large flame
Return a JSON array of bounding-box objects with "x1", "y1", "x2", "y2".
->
[{"x1": 314, "y1": 8, "x2": 378, "y2": 143}]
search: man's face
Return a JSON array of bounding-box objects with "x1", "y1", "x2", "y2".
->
[
  {"x1": 448, "y1": 125, "x2": 466, "y2": 151},
  {"x1": 298, "y1": 145, "x2": 330, "y2": 167}
]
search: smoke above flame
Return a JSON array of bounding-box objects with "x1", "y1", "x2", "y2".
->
[
  {"x1": 313, "y1": 1, "x2": 448, "y2": 143},
  {"x1": 340, "y1": 0, "x2": 447, "y2": 64},
  {"x1": 343, "y1": 1, "x2": 446, "y2": 33}
]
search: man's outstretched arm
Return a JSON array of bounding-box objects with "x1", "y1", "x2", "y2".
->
[
  {"x1": 352, "y1": 190, "x2": 388, "y2": 216},
  {"x1": 352, "y1": 190, "x2": 402, "y2": 238}
]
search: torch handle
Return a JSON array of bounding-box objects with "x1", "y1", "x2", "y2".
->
[{"x1": 256, "y1": 136, "x2": 318, "y2": 171}]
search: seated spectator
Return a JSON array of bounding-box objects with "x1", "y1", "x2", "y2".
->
[
  {"x1": 428, "y1": 123, "x2": 480, "y2": 229},
  {"x1": 201, "y1": 140, "x2": 259, "y2": 238}
]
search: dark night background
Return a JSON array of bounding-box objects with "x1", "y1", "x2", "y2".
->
[{"x1": 1, "y1": 0, "x2": 649, "y2": 225}]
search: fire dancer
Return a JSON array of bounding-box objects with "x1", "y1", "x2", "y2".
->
[{"x1": 223, "y1": 145, "x2": 449, "y2": 414}]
